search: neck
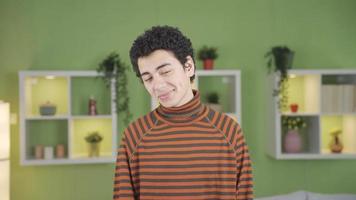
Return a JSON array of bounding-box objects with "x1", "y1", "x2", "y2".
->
[{"x1": 156, "y1": 90, "x2": 205, "y2": 123}]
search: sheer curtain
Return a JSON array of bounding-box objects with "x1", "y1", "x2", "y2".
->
[{"x1": 0, "y1": 101, "x2": 10, "y2": 200}]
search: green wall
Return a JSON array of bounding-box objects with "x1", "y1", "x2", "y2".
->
[{"x1": 1, "y1": 0, "x2": 356, "y2": 199}]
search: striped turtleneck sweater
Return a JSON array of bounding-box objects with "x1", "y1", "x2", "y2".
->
[{"x1": 114, "y1": 90, "x2": 253, "y2": 200}]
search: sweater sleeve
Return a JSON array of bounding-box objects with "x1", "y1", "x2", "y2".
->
[
  {"x1": 235, "y1": 129, "x2": 254, "y2": 200},
  {"x1": 113, "y1": 136, "x2": 135, "y2": 200}
]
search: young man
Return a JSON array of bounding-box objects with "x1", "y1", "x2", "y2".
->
[{"x1": 113, "y1": 26, "x2": 253, "y2": 200}]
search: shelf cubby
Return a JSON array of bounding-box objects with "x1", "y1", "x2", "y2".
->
[
  {"x1": 70, "y1": 118, "x2": 113, "y2": 159},
  {"x1": 71, "y1": 77, "x2": 112, "y2": 116},
  {"x1": 19, "y1": 71, "x2": 117, "y2": 165},
  {"x1": 268, "y1": 69, "x2": 356, "y2": 159},
  {"x1": 26, "y1": 119, "x2": 68, "y2": 160},
  {"x1": 25, "y1": 76, "x2": 69, "y2": 117}
]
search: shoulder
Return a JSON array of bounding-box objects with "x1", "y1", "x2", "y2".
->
[
  {"x1": 123, "y1": 110, "x2": 158, "y2": 138},
  {"x1": 204, "y1": 106, "x2": 245, "y2": 152},
  {"x1": 205, "y1": 105, "x2": 241, "y2": 132},
  {"x1": 122, "y1": 110, "x2": 158, "y2": 154}
]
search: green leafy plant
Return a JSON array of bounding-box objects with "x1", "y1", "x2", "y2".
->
[
  {"x1": 97, "y1": 52, "x2": 132, "y2": 125},
  {"x1": 265, "y1": 46, "x2": 295, "y2": 111},
  {"x1": 206, "y1": 92, "x2": 219, "y2": 104},
  {"x1": 198, "y1": 46, "x2": 218, "y2": 60},
  {"x1": 282, "y1": 116, "x2": 306, "y2": 130},
  {"x1": 85, "y1": 131, "x2": 103, "y2": 143}
]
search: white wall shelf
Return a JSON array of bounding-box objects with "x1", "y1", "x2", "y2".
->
[
  {"x1": 267, "y1": 69, "x2": 356, "y2": 159},
  {"x1": 19, "y1": 70, "x2": 117, "y2": 165}
]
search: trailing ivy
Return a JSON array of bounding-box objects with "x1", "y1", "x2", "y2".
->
[{"x1": 97, "y1": 52, "x2": 132, "y2": 125}]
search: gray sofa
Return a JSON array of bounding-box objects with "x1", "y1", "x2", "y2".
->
[{"x1": 255, "y1": 191, "x2": 356, "y2": 200}]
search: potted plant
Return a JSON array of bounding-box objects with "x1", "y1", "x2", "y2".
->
[
  {"x1": 281, "y1": 116, "x2": 306, "y2": 153},
  {"x1": 97, "y1": 52, "x2": 132, "y2": 125},
  {"x1": 198, "y1": 46, "x2": 218, "y2": 70},
  {"x1": 265, "y1": 46, "x2": 295, "y2": 111},
  {"x1": 205, "y1": 92, "x2": 222, "y2": 112},
  {"x1": 85, "y1": 131, "x2": 103, "y2": 157}
]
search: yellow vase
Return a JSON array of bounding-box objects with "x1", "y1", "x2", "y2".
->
[{"x1": 88, "y1": 143, "x2": 100, "y2": 157}]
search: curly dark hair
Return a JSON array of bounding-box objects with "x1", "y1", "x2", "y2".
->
[{"x1": 129, "y1": 25, "x2": 195, "y2": 82}]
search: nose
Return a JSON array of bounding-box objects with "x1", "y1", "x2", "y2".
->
[{"x1": 152, "y1": 75, "x2": 167, "y2": 91}]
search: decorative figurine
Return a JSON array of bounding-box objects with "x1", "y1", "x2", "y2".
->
[
  {"x1": 88, "y1": 95, "x2": 97, "y2": 115},
  {"x1": 329, "y1": 128, "x2": 343, "y2": 153}
]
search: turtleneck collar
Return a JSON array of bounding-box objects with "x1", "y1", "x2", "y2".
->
[{"x1": 155, "y1": 90, "x2": 207, "y2": 124}]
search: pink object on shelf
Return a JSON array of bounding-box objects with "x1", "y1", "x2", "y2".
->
[{"x1": 284, "y1": 129, "x2": 302, "y2": 153}]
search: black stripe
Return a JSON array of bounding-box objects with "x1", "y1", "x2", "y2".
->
[
  {"x1": 124, "y1": 136, "x2": 133, "y2": 154},
  {"x1": 139, "y1": 184, "x2": 235, "y2": 189},
  {"x1": 149, "y1": 112, "x2": 157, "y2": 125},
  {"x1": 225, "y1": 118, "x2": 233, "y2": 139},
  {"x1": 113, "y1": 194, "x2": 133, "y2": 198},
  {"x1": 114, "y1": 186, "x2": 133, "y2": 191},
  {"x1": 136, "y1": 177, "x2": 236, "y2": 182},
  {"x1": 137, "y1": 149, "x2": 233, "y2": 155},
  {"x1": 116, "y1": 158, "x2": 129, "y2": 163},
  {"x1": 142, "y1": 136, "x2": 224, "y2": 143},
  {"x1": 132, "y1": 123, "x2": 141, "y2": 143},
  {"x1": 238, "y1": 184, "x2": 254, "y2": 189},
  {"x1": 240, "y1": 177, "x2": 253, "y2": 182},
  {"x1": 236, "y1": 163, "x2": 252, "y2": 168},
  {"x1": 115, "y1": 172, "x2": 130, "y2": 176},
  {"x1": 140, "y1": 191, "x2": 235, "y2": 196},
  {"x1": 214, "y1": 112, "x2": 222, "y2": 125},
  {"x1": 237, "y1": 170, "x2": 253, "y2": 176},
  {"x1": 207, "y1": 109, "x2": 215, "y2": 121},
  {"x1": 220, "y1": 114, "x2": 228, "y2": 129},
  {"x1": 131, "y1": 157, "x2": 235, "y2": 162},
  {"x1": 148, "y1": 129, "x2": 219, "y2": 137},
  {"x1": 127, "y1": 125, "x2": 137, "y2": 147},
  {"x1": 114, "y1": 179, "x2": 131, "y2": 184},
  {"x1": 138, "y1": 118, "x2": 145, "y2": 133},
  {"x1": 143, "y1": 115, "x2": 151, "y2": 129},
  {"x1": 148, "y1": 122, "x2": 213, "y2": 131},
  {"x1": 133, "y1": 171, "x2": 235, "y2": 176},
  {"x1": 159, "y1": 105, "x2": 202, "y2": 116},
  {"x1": 237, "y1": 191, "x2": 254, "y2": 195},
  {"x1": 229, "y1": 123, "x2": 237, "y2": 144},
  {"x1": 139, "y1": 143, "x2": 229, "y2": 149},
  {"x1": 235, "y1": 142, "x2": 246, "y2": 151},
  {"x1": 130, "y1": 163, "x2": 236, "y2": 169}
]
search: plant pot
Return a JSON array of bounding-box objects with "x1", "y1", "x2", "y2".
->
[
  {"x1": 274, "y1": 51, "x2": 294, "y2": 71},
  {"x1": 88, "y1": 143, "x2": 100, "y2": 157},
  {"x1": 290, "y1": 103, "x2": 298, "y2": 113},
  {"x1": 203, "y1": 59, "x2": 214, "y2": 70},
  {"x1": 284, "y1": 129, "x2": 302, "y2": 153}
]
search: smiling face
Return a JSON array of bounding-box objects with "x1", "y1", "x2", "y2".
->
[{"x1": 138, "y1": 49, "x2": 195, "y2": 108}]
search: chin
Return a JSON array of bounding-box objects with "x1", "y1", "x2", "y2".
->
[{"x1": 160, "y1": 102, "x2": 173, "y2": 108}]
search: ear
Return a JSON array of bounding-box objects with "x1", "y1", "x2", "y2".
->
[{"x1": 184, "y1": 56, "x2": 195, "y2": 78}]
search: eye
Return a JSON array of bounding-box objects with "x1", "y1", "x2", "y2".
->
[
  {"x1": 161, "y1": 70, "x2": 172, "y2": 75},
  {"x1": 143, "y1": 76, "x2": 153, "y2": 82}
]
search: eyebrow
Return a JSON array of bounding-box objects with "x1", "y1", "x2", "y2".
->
[{"x1": 140, "y1": 63, "x2": 170, "y2": 77}]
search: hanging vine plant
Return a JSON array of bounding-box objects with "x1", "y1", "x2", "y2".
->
[
  {"x1": 265, "y1": 46, "x2": 295, "y2": 111},
  {"x1": 97, "y1": 52, "x2": 132, "y2": 125}
]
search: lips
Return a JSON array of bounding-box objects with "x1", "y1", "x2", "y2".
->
[{"x1": 157, "y1": 90, "x2": 174, "y2": 102}]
